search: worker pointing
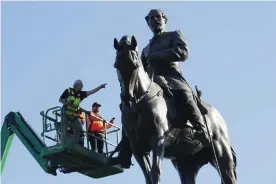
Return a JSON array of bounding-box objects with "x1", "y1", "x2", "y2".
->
[{"x1": 59, "y1": 80, "x2": 107, "y2": 144}]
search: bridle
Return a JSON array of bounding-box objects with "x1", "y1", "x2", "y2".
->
[{"x1": 118, "y1": 49, "x2": 154, "y2": 105}]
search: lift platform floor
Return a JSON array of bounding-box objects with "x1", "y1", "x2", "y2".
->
[{"x1": 40, "y1": 141, "x2": 123, "y2": 178}]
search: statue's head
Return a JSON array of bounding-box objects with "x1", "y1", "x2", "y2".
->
[{"x1": 145, "y1": 9, "x2": 168, "y2": 34}]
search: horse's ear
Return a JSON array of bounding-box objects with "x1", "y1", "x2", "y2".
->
[
  {"x1": 114, "y1": 38, "x2": 120, "y2": 51},
  {"x1": 130, "y1": 36, "x2": 137, "y2": 50}
]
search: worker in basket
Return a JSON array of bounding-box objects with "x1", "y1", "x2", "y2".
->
[
  {"x1": 59, "y1": 79, "x2": 106, "y2": 144},
  {"x1": 87, "y1": 102, "x2": 115, "y2": 154}
]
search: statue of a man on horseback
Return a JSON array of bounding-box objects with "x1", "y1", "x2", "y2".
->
[
  {"x1": 110, "y1": 9, "x2": 237, "y2": 184},
  {"x1": 141, "y1": 9, "x2": 210, "y2": 145},
  {"x1": 110, "y1": 9, "x2": 211, "y2": 168}
]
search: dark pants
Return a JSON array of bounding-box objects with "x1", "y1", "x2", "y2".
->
[
  {"x1": 171, "y1": 89, "x2": 205, "y2": 129},
  {"x1": 67, "y1": 128, "x2": 84, "y2": 146},
  {"x1": 89, "y1": 132, "x2": 104, "y2": 154},
  {"x1": 79, "y1": 131, "x2": 84, "y2": 146},
  {"x1": 60, "y1": 115, "x2": 82, "y2": 144}
]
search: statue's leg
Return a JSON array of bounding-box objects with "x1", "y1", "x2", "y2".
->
[
  {"x1": 108, "y1": 109, "x2": 133, "y2": 168},
  {"x1": 150, "y1": 99, "x2": 169, "y2": 184},
  {"x1": 114, "y1": 128, "x2": 133, "y2": 168},
  {"x1": 122, "y1": 116, "x2": 152, "y2": 183},
  {"x1": 210, "y1": 141, "x2": 237, "y2": 184},
  {"x1": 122, "y1": 118, "x2": 152, "y2": 183},
  {"x1": 133, "y1": 152, "x2": 152, "y2": 184},
  {"x1": 171, "y1": 158, "x2": 202, "y2": 184},
  {"x1": 151, "y1": 133, "x2": 166, "y2": 184},
  {"x1": 171, "y1": 89, "x2": 210, "y2": 145}
]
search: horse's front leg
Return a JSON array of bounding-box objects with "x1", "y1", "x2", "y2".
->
[
  {"x1": 151, "y1": 133, "x2": 166, "y2": 184},
  {"x1": 133, "y1": 152, "x2": 152, "y2": 184},
  {"x1": 150, "y1": 103, "x2": 169, "y2": 184},
  {"x1": 122, "y1": 108, "x2": 153, "y2": 184}
]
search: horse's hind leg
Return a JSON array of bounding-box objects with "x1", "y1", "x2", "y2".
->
[
  {"x1": 171, "y1": 159, "x2": 202, "y2": 184},
  {"x1": 210, "y1": 141, "x2": 237, "y2": 184},
  {"x1": 134, "y1": 152, "x2": 152, "y2": 184}
]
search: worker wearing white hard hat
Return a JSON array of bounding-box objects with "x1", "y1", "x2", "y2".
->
[{"x1": 58, "y1": 79, "x2": 107, "y2": 144}]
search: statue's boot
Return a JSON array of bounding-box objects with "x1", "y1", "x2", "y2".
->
[
  {"x1": 174, "y1": 89, "x2": 211, "y2": 146},
  {"x1": 193, "y1": 124, "x2": 211, "y2": 146},
  {"x1": 188, "y1": 104, "x2": 211, "y2": 146}
]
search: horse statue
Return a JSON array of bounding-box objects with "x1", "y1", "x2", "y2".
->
[{"x1": 113, "y1": 35, "x2": 237, "y2": 184}]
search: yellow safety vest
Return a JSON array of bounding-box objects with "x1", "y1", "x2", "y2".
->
[{"x1": 64, "y1": 88, "x2": 81, "y2": 117}]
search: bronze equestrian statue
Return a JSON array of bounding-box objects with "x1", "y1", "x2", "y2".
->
[{"x1": 110, "y1": 9, "x2": 237, "y2": 184}]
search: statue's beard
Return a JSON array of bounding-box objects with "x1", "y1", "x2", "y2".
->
[{"x1": 152, "y1": 25, "x2": 165, "y2": 34}]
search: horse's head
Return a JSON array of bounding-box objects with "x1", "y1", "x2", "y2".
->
[
  {"x1": 113, "y1": 35, "x2": 143, "y2": 104},
  {"x1": 113, "y1": 35, "x2": 140, "y2": 72}
]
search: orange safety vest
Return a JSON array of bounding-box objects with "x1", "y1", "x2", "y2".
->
[{"x1": 87, "y1": 112, "x2": 112, "y2": 133}]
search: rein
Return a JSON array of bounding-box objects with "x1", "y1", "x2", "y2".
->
[
  {"x1": 136, "y1": 71, "x2": 154, "y2": 103},
  {"x1": 127, "y1": 54, "x2": 154, "y2": 104}
]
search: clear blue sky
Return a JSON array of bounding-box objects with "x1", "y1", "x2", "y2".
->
[{"x1": 1, "y1": 1, "x2": 276, "y2": 184}]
